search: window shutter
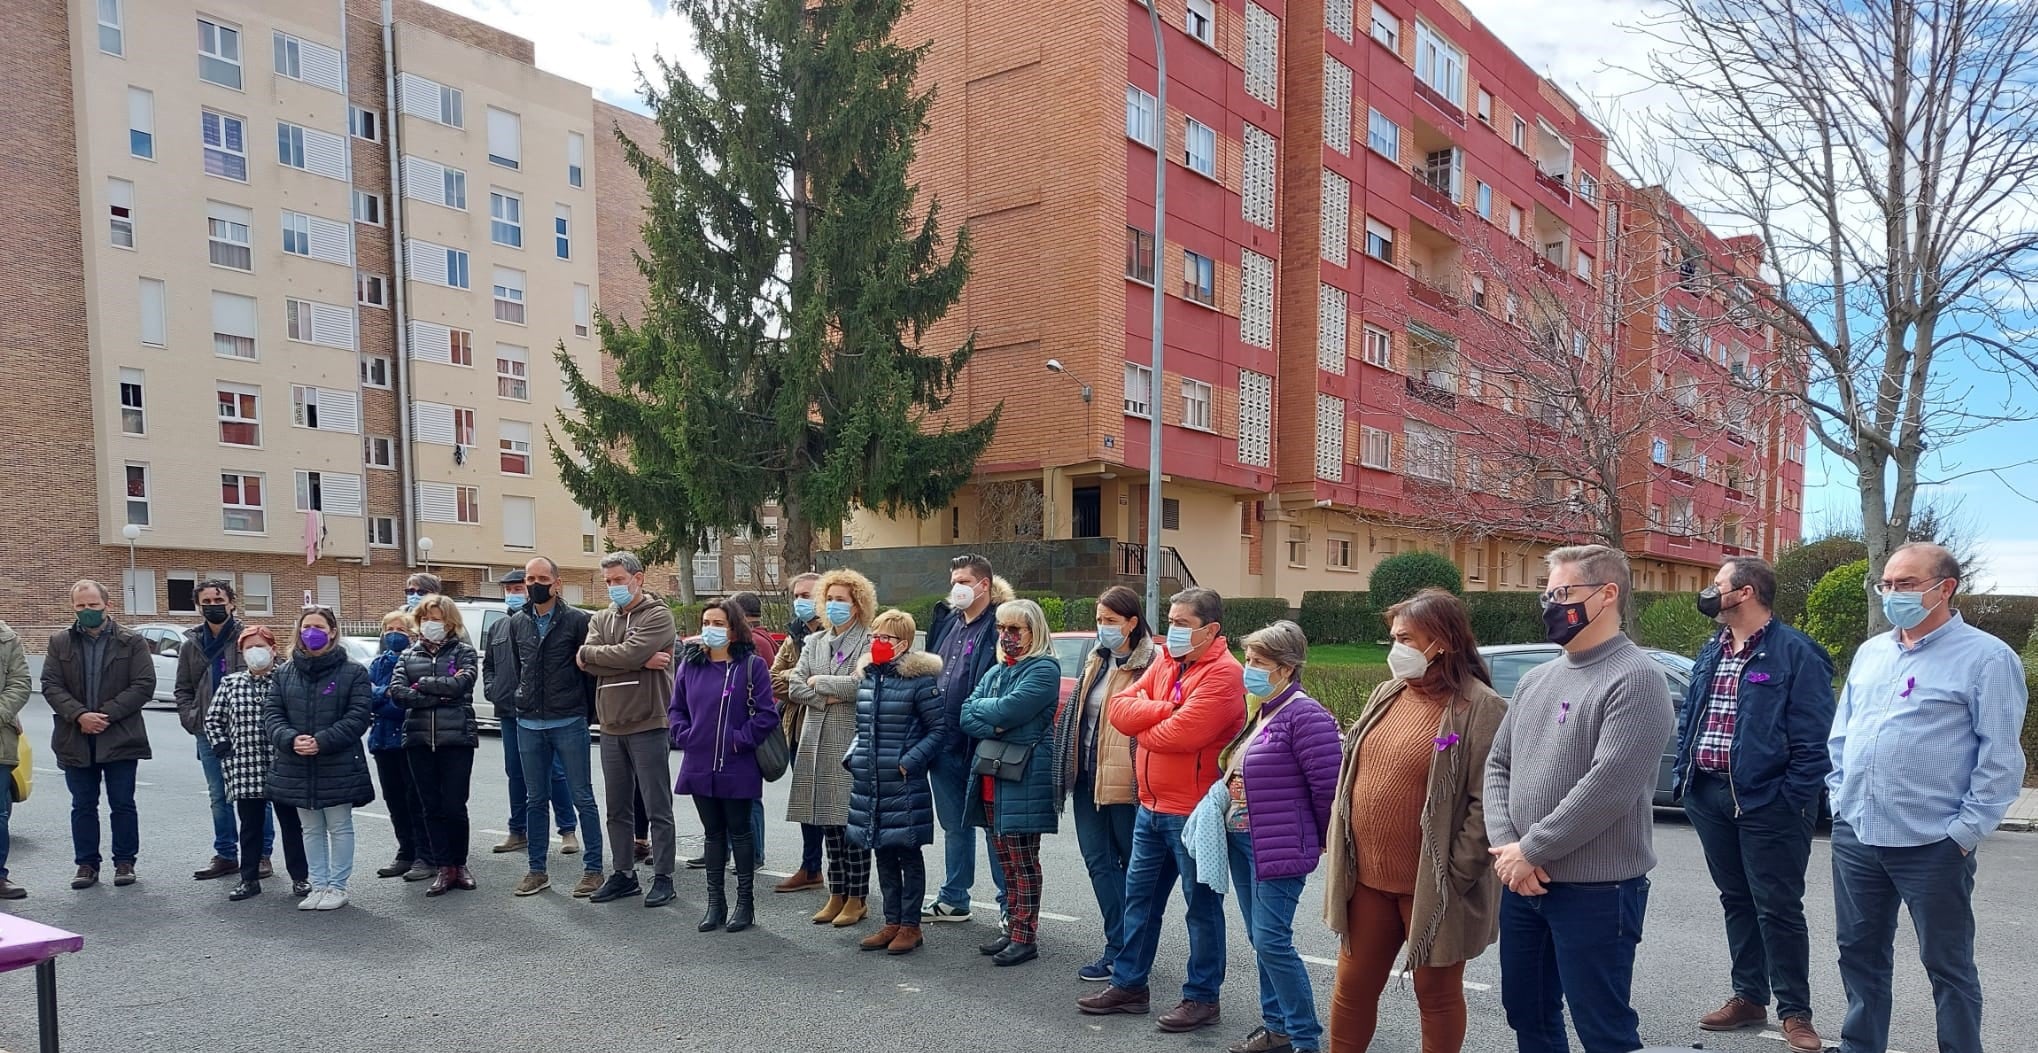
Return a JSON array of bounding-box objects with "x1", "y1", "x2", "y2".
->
[
  {"x1": 415, "y1": 482, "x2": 459, "y2": 523},
  {"x1": 398, "y1": 74, "x2": 440, "y2": 120},
  {"x1": 307, "y1": 214, "x2": 351, "y2": 265},
  {"x1": 413, "y1": 401, "x2": 456, "y2": 445},
  {"x1": 294, "y1": 36, "x2": 343, "y2": 91},
  {"x1": 405, "y1": 239, "x2": 449, "y2": 285},
  {"x1": 301, "y1": 125, "x2": 346, "y2": 179},
  {"x1": 319, "y1": 472, "x2": 363, "y2": 517},
  {"x1": 314, "y1": 388, "x2": 359, "y2": 433},
  {"x1": 408, "y1": 320, "x2": 452, "y2": 364},
  {"x1": 309, "y1": 301, "x2": 356, "y2": 350},
  {"x1": 402, "y1": 156, "x2": 447, "y2": 203},
  {"x1": 502, "y1": 496, "x2": 537, "y2": 549}
]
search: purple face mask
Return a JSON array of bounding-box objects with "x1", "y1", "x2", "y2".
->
[{"x1": 300, "y1": 626, "x2": 331, "y2": 652}]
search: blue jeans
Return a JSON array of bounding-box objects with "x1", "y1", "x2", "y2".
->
[
  {"x1": 517, "y1": 719, "x2": 604, "y2": 874},
  {"x1": 1227, "y1": 833, "x2": 1321, "y2": 1047},
  {"x1": 1499, "y1": 877, "x2": 1649, "y2": 1053},
  {"x1": 1831, "y1": 819, "x2": 1981, "y2": 1053},
  {"x1": 1071, "y1": 774, "x2": 1137, "y2": 958},
  {"x1": 801, "y1": 823, "x2": 823, "y2": 874},
  {"x1": 1110, "y1": 806, "x2": 1227, "y2": 1002},
  {"x1": 501, "y1": 717, "x2": 575, "y2": 836},
  {"x1": 1683, "y1": 771, "x2": 1817, "y2": 1019},
  {"x1": 930, "y1": 748, "x2": 1006, "y2": 912},
  {"x1": 299, "y1": 805, "x2": 355, "y2": 890},
  {"x1": 197, "y1": 735, "x2": 271, "y2": 859},
  {"x1": 65, "y1": 760, "x2": 140, "y2": 868},
  {"x1": 751, "y1": 799, "x2": 766, "y2": 863}
]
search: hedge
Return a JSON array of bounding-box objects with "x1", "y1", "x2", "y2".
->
[
  {"x1": 1368, "y1": 552, "x2": 1463, "y2": 609},
  {"x1": 1960, "y1": 594, "x2": 2038, "y2": 652},
  {"x1": 1634, "y1": 596, "x2": 1718, "y2": 655},
  {"x1": 1302, "y1": 663, "x2": 1394, "y2": 725},
  {"x1": 1774, "y1": 537, "x2": 1868, "y2": 625},
  {"x1": 1223, "y1": 597, "x2": 1294, "y2": 640},
  {"x1": 1300, "y1": 591, "x2": 1375, "y2": 645},
  {"x1": 2022, "y1": 629, "x2": 2038, "y2": 786},
  {"x1": 1802, "y1": 559, "x2": 1871, "y2": 670}
]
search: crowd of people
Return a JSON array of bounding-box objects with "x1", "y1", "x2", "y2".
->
[{"x1": 0, "y1": 540, "x2": 2023, "y2": 1053}]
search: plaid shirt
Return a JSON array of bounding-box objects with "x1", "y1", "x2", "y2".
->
[{"x1": 1693, "y1": 621, "x2": 1769, "y2": 773}]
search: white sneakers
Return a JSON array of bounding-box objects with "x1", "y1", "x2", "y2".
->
[
  {"x1": 297, "y1": 887, "x2": 323, "y2": 911},
  {"x1": 298, "y1": 887, "x2": 350, "y2": 911}
]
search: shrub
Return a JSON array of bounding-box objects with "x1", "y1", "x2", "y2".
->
[
  {"x1": 1801, "y1": 559, "x2": 1871, "y2": 669},
  {"x1": 1464, "y1": 592, "x2": 1545, "y2": 647},
  {"x1": 1369, "y1": 552, "x2": 1464, "y2": 610},
  {"x1": 1774, "y1": 537, "x2": 1869, "y2": 625},
  {"x1": 1299, "y1": 591, "x2": 1373, "y2": 645},
  {"x1": 1302, "y1": 663, "x2": 1394, "y2": 726},
  {"x1": 1634, "y1": 596, "x2": 1717, "y2": 657},
  {"x1": 2023, "y1": 628, "x2": 2038, "y2": 785},
  {"x1": 1959, "y1": 593, "x2": 2038, "y2": 652},
  {"x1": 1223, "y1": 598, "x2": 1293, "y2": 641},
  {"x1": 895, "y1": 594, "x2": 947, "y2": 636}
]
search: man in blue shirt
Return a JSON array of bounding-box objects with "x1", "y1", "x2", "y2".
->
[{"x1": 1829, "y1": 542, "x2": 2027, "y2": 1053}]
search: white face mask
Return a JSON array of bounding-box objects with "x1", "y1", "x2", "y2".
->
[
  {"x1": 1387, "y1": 642, "x2": 1432, "y2": 682},
  {"x1": 243, "y1": 647, "x2": 274, "y2": 672},
  {"x1": 419, "y1": 621, "x2": 447, "y2": 644},
  {"x1": 947, "y1": 582, "x2": 975, "y2": 610}
]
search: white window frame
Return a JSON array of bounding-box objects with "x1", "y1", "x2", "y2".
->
[
  {"x1": 364, "y1": 434, "x2": 396, "y2": 470},
  {"x1": 499, "y1": 420, "x2": 533, "y2": 476},
  {"x1": 1328, "y1": 533, "x2": 1355, "y2": 570},
  {"x1": 99, "y1": 0, "x2": 123, "y2": 56},
  {"x1": 1185, "y1": 0, "x2": 1216, "y2": 45},
  {"x1": 496, "y1": 343, "x2": 530, "y2": 401},
  {"x1": 368, "y1": 516, "x2": 398, "y2": 548},
  {"x1": 1476, "y1": 89, "x2": 1492, "y2": 123},
  {"x1": 128, "y1": 87, "x2": 154, "y2": 159},
  {"x1": 1366, "y1": 108, "x2": 1399, "y2": 160},
  {"x1": 493, "y1": 268, "x2": 526, "y2": 324},
  {"x1": 1183, "y1": 119, "x2": 1216, "y2": 178},
  {"x1": 1181, "y1": 378, "x2": 1213, "y2": 431},
  {"x1": 201, "y1": 109, "x2": 247, "y2": 181},
  {"x1": 280, "y1": 211, "x2": 310, "y2": 257},
  {"x1": 207, "y1": 201, "x2": 252, "y2": 270},
  {"x1": 1370, "y1": 3, "x2": 1399, "y2": 50},
  {"x1": 1476, "y1": 180, "x2": 1492, "y2": 219},
  {"x1": 1405, "y1": 420, "x2": 1455, "y2": 482},
  {"x1": 220, "y1": 471, "x2": 266, "y2": 534},
  {"x1": 573, "y1": 284, "x2": 592, "y2": 338},
  {"x1": 138, "y1": 278, "x2": 166, "y2": 346},
  {"x1": 1124, "y1": 363, "x2": 1153, "y2": 418},
  {"x1": 486, "y1": 106, "x2": 522, "y2": 170},
  {"x1": 211, "y1": 291, "x2": 257, "y2": 360},
  {"x1": 360, "y1": 354, "x2": 392, "y2": 389},
  {"x1": 456, "y1": 486, "x2": 480, "y2": 525},
  {"x1": 567, "y1": 131, "x2": 585, "y2": 188},
  {"x1": 124, "y1": 463, "x2": 151, "y2": 528},
  {"x1": 108, "y1": 178, "x2": 135, "y2": 248},
  {"x1": 216, "y1": 383, "x2": 261, "y2": 447},
  {"x1": 357, "y1": 273, "x2": 388, "y2": 309},
  {"x1": 1512, "y1": 115, "x2": 1528, "y2": 150},
  {"x1": 1361, "y1": 323, "x2": 1392, "y2": 369},
  {"x1": 1181, "y1": 250, "x2": 1216, "y2": 306},
  {"x1": 489, "y1": 190, "x2": 523, "y2": 248},
  {"x1": 1364, "y1": 217, "x2": 1394, "y2": 262},
  {"x1": 1415, "y1": 22, "x2": 1466, "y2": 107},
  {"x1": 239, "y1": 572, "x2": 272, "y2": 616},
  {"x1": 1125, "y1": 85, "x2": 1159, "y2": 148},
  {"x1": 1360, "y1": 426, "x2": 1393, "y2": 469},
  {"x1": 555, "y1": 204, "x2": 572, "y2": 259},
  {"x1": 198, "y1": 17, "x2": 243, "y2": 91},
  {"x1": 349, "y1": 104, "x2": 380, "y2": 142},
  {"x1": 352, "y1": 188, "x2": 382, "y2": 225},
  {"x1": 118, "y1": 368, "x2": 145, "y2": 436}
]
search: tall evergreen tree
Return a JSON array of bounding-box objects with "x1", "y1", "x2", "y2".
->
[{"x1": 553, "y1": 0, "x2": 996, "y2": 582}]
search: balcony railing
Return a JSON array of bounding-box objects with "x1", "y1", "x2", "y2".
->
[
  {"x1": 1726, "y1": 487, "x2": 1749, "y2": 503},
  {"x1": 1412, "y1": 79, "x2": 1465, "y2": 125},
  {"x1": 1405, "y1": 373, "x2": 1460, "y2": 410},
  {"x1": 1410, "y1": 170, "x2": 1460, "y2": 218},
  {"x1": 1533, "y1": 253, "x2": 1565, "y2": 278},
  {"x1": 1534, "y1": 167, "x2": 1573, "y2": 203},
  {"x1": 1406, "y1": 275, "x2": 1460, "y2": 314},
  {"x1": 1116, "y1": 542, "x2": 1198, "y2": 588}
]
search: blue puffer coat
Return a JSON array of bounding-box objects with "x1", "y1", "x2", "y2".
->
[
  {"x1": 960, "y1": 653, "x2": 1062, "y2": 837},
  {"x1": 845, "y1": 649, "x2": 946, "y2": 851},
  {"x1": 367, "y1": 645, "x2": 407, "y2": 754}
]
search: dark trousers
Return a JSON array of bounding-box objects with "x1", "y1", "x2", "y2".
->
[
  {"x1": 1683, "y1": 771, "x2": 1817, "y2": 1019},
  {"x1": 237, "y1": 799, "x2": 306, "y2": 884},
  {"x1": 64, "y1": 760, "x2": 139, "y2": 868},
  {"x1": 374, "y1": 750, "x2": 430, "y2": 864},
  {"x1": 801, "y1": 823, "x2": 824, "y2": 874},
  {"x1": 1072, "y1": 774, "x2": 1138, "y2": 958},
  {"x1": 407, "y1": 746, "x2": 475, "y2": 867},
  {"x1": 1831, "y1": 820, "x2": 1982, "y2": 1053},
  {"x1": 875, "y1": 845, "x2": 927, "y2": 926},
  {"x1": 693, "y1": 795, "x2": 755, "y2": 876},
  {"x1": 1498, "y1": 878, "x2": 1649, "y2": 1053},
  {"x1": 633, "y1": 787, "x2": 648, "y2": 840}
]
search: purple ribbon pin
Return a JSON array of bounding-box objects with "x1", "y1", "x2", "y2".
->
[
  {"x1": 322, "y1": 681, "x2": 335, "y2": 695},
  {"x1": 1434, "y1": 732, "x2": 1460, "y2": 752},
  {"x1": 1748, "y1": 672, "x2": 1771, "y2": 684},
  {"x1": 1901, "y1": 676, "x2": 1916, "y2": 698},
  {"x1": 1557, "y1": 701, "x2": 1571, "y2": 725}
]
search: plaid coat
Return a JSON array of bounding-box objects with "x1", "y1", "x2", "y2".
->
[
  {"x1": 783, "y1": 624, "x2": 869, "y2": 827},
  {"x1": 204, "y1": 670, "x2": 278, "y2": 802}
]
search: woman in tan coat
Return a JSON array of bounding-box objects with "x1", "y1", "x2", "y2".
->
[
  {"x1": 1324, "y1": 589, "x2": 1506, "y2": 1053},
  {"x1": 782, "y1": 568, "x2": 876, "y2": 927}
]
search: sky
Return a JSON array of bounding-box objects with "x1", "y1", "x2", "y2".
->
[{"x1": 429, "y1": 0, "x2": 2038, "y2": 592}]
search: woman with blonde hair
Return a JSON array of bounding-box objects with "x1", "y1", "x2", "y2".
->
[
  {"x1": 1324, "y1": 589, "x2": 1505, "y2": 1053},
  {"x1": 387, "y1": 594, "x2": 481, "y2": 897},
  {"x1": 844, "y1": 608, "x2": 946, "y2": 954},
  {"x1": 368, "y1": 610, "x2": 431, "y2": 880},
  {"x1": 784, "y1": 568, "x2": 877, "y2": 926},
  {"x1": 962, "y1": 598, "x2": 1061, "y2": 967}
]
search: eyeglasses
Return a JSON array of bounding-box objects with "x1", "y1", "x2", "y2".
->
[
  {"x1": 872, "y1": 634, "x2": 904, "y2": 645},
  {"x1": 1870, "y1": 576, "x2": 1944, "y2": 596},
  {"x1": 997, "y1": 625, "x2": 1027, "y2": 638},
  {"x1": 403, "y1": 588, "x2": 427, "y2": 597},
  {"x1": 1539, "y1": 582, "x2": 1609, "y2": 604}
]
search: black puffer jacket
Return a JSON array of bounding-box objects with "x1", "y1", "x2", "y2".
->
[
  {"x1": 508, "y1": 604, "x2": 594, "y2": 722},
  {"x1": 387, "y1": 639, "x2": 480, "y2": 749},
  {"x1": 263, "y1": 646, "x2": 376, "y2": 809}
]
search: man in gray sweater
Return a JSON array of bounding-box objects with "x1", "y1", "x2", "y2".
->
[{"x1": 1484, "y1": 544, "x2": 1675, "y2": 1053}]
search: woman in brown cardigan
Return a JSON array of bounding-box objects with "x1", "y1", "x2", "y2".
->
[{"x1": 1323, "y1": 589, "x2": 1506, "y2": 1053}]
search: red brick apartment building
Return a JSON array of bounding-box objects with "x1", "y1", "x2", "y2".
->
[{"x1": 848, "y1": 0, "x2": 1805, "y2": 598}]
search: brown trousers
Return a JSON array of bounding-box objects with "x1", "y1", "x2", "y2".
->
[{"x1": 1328, "y1": 883, "x2": 1468, "y2": 1053}]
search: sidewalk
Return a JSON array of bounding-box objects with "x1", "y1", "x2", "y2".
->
[{"x1": 2003, "y1": 787, "x2": 2038, "y2": 832}]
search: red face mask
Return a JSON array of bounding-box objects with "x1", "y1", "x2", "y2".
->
[{"x1": 870, "y1": 639, "x2": 898, "y2": 665}]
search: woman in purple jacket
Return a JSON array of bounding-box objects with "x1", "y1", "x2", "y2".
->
[
  {"x1": 669, "y1": 599, "x2": 779, "y2": 934},
  {"x1": 1220, "y1": 619, "x2": 1343, "y2": 1053}
]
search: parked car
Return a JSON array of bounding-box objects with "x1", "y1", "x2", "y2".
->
[
  {"x1": 909, "y1": 629, "x2": 1093, "y2": 705},
  {"x1": 1478, "y1": 642, "x2": 1696, "y2": 807},
  {"x1": 344, "y1": 600, "x2": 510, "y2": 731}
]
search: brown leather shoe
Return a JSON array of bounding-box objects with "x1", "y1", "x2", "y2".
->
[
  {"x1": 425, "y1": 866, "x2": 455, "y2": 897},
  {"x1": 860, "y1": 923, "x2": 901, "y2": 950},
  {"x1": 1157, "y1": 1001, "x2": 1222, "y2": 1034},
  {"x1": 1781, "y1": 1016, "x2": 1824, "y2": 1052},
  {"x1": 492, "y1": 833, "x2": 528, "y2": 854},
  {"x1": 193, "y1": 856, "x2": 238, "y2": 881},
  {"x1": 258, "y1": 857, "x2": 274, "y2": 879},
  {"x1": 633, "y1": 838, "x2": 651, "y2": 863},
  {"x1": 113, "y1": 863, "x2": 138, "y2": 887},
  {"x1": 70, "y1": 866, "x2": 98, "y2": 891},
  {"x1": 1228, "y1": 1027, "x2": 1293, "y2": 1053},
  {"x1": 0, "y1": 880, "x2": 26, "y2": 900},
  {"x1": 774, "y1": 867, "x2": 824, "y2": 893},
  {"x1": 1077, "y1": 985, "x2": 1151, "y2": 1016},
  {"x1": 1700, "y1": 995, "x2": 1768, "y2": 1031},
  {"x1": 886, "y1": 925, "x2": 922, "y2": 955},
  {"x1": 572, "y1": 872, "x2": 604, "y2": 898},
  {"x1": 453, "y1": 866, "x2": 477, "y2": 891}
]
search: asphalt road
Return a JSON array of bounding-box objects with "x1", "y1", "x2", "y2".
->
[{"x1": 0, "y1": 704, "x2": 2030, "y2": 1052}]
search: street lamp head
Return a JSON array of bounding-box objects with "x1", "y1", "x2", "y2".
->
[
  {"x1": 1046, "y1": 359, "x2": 1066, "y2": 374},
  {"x1": 121, "y1": 524, "x2": 141, "y2": 542},
  {"x1": 417, "y1": 536, "x2": 434, "y2": 554}
]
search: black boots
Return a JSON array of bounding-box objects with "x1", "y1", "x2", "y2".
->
[
  {"x1": 727, "y1": 841, "x2": 756, "y2": 933},
  {"x1": 698, "y1": 835, "x2": 756, "y2": 933}
]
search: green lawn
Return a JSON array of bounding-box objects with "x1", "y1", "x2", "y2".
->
[{"x1": 1305, "y1": 641, "x2": 1390, "y2": 667}]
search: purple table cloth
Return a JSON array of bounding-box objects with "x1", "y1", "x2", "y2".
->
[{"x1": 0, "y1": 914, "x2": 81, "y2": 973}]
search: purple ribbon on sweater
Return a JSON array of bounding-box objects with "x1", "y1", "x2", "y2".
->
[
  {"x1": 1900, "y1": 676, "x2": 1916, "y2": 698},
  {"x1": 1747, "y1": 672, "x2": 1772, "y2": 683},
  {"x1": 1434, "y1": 732, "x2": 1460, "y2": 752},
  {"x1": 1557, "y1": 701, "x2": 1571, "y2": 725}
]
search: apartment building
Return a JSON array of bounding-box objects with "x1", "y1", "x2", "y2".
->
[
  {"x1": 847, "y1": 0, "x2": 1805, "y2": 598},
  {"x1": 0, "y1": 0, "x2": 655, "y2": 630}
]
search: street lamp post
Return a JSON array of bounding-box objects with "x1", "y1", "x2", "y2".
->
[
  {"x1": 1144, "y1": 0, "x2": 1169, "y2": 622},
  {"x1": 417, "y1": 536, "x2": 434, "y2": 575},
  {"x1": 121, "y1": 524, "x2": 140, "y2": 611}
]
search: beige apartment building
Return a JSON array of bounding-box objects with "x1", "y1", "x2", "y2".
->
[{"x1": 0, "y1": 0, "x2": 655, "y2": 631}]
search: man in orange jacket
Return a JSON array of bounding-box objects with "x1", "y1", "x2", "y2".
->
[{"x1": 1078, "y1": 588, "x2": 1245, "y2": 1034}]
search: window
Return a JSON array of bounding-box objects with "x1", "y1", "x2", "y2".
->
[
  {"x1": 454, "y1": 407, "x2": 476, "y2": 446},
  {"x1": 1361, "y1": 323, "x2": 1392, "y2": 368},
  {"x1": 364, "y1": 434, "x2": 395, "y2": 469},
  {"x1": 211, "y1": 291, "x2": 256, "y2": 359},
  {"x1": 1512, "y1": 115, "x2": 1527, "y2": 150},
  {"x1": 138, "y1": 278, "x2": 166, "y2": 346},
  {"x1": 357, "y1": 273, "x2": 388, "y2": 308},
  {"x1": 1181, "y1": 379, "x2": 1213, "y2": 430},
  {"x1": 457, "y1": 486, "x2": 480, "y2": 525},
  {"x1": 1124, "y1": 363, "x2": 1153, "y2": 417},
  {"x1": 1322, "y1": 169, "x2": 1350, "y2": 264},
  {"x1": 567, "y1": 131, "x2": 585, "y2": 188},
  {"x1": 1476, "y1": 180, "x2": 1492, "y2": 219},
  {"x1": 1287, "y1": 525, "x2": 1310, "y2": 567},
  {"x1": 488, "y1": 190, "x2": 523, "y2": 247},
  {"x1": 572, "y1": 283, "x2": 592, "y2": 338},
  {"x1": 1124, "y1": 226, "x2": 1156, "y2": 284},
  {"x1": 292, "y1": 385, "x2": 358, "y2": 433},
  {"x1": 487, "y1": 107, "x2": 521, "y2": 169},
  {"x1": 1125, "y1": 85, "x2": 1158, "y2": 148},
  {"x1": 399, "y1": 73, "x2": 462, "y2": 127},
  {"x1": 446, "y1": 249, "x2": 470, "y2": 289},
  {"x1": 1366, "y1": 109, "x2": 1399, "y2": 160},
  {"x1": 1575, "y1": 251, "x2": 1594, "y2": 282},
  {"x1": 125, "y1": 463, "x2": 151, "y2": 526},
  {"x1": 493, "y1": 268, "x2": 526, "y2": 324},
  {"x1": 445, "y1": 169, "x2": 467, "y2": 209},
  {"x1": 1507, "y1": 204, "x2": 1524, "y2": 239},
  {"x1": 1650, "y1": 437, "x2": 1668, "y2": 465},
  {"x1": 1370, "y1": 3, "x2": 1398, "y2": 50},
  {"x1": 280, "y1": 212, "x2": 310, "y2": 256},
  {"x1": 205, "y1": 201, "x2": 252, "y2": 269},
  {"x1": 1318, "y1": 284, "x2": 1348, "y2": 373},
  {"x1": 1505, "y1": 291, "x2": 1520, "y2": 325},
  {"x1": 1185, "y1": 0, "x2": 1216, "y2": 43},
  {"x1": 1405, "y1": 420, "x2": 1454, "y2": 482},
  {"x1": 1476, "y1": 89, "x2": 1492, "y2": 123},
  {"x1": 446, "y1": 327, "x2": 473, "y2": 365},
  {"x1": 497, "y1": 419, "x2": 535, "y2": 476},
  {"x1": 201, "y1": 109, "x2": 247, "y2": 181},
  {"x1": 198, "y1": 18, "x2": 242, "y2": 90},
  {"x1": 1328, "y1": 534, "x2": 1355, "y2": 569},
  {"x1": 499, "y1": 495, "x2": 537, "y2": 549},
  {"x1": 352, "y1": 189, "x2": 382, "y2": 225},
  {"x1": 1238, "y1": 369, "x2": 1272, "y2": 467},
  {"x1": 1181, "y1": 250, "x2": 1215, "y2": 306},
  {"x1": 496, "y1": 344, "x2": 529, "y2": 400},
  {"x1": 216, "y1": 384, "x2": 260, "y2": 446},
  {"x1": 128, "y1": 87, "x2": 154, "y2": 158},
  {"x1": 1323, "y1": 58, "x2": 1353, "y2": 154},
  {"x1": 99, "y1": 0, "x2": 123, "y2": 55},
  {"x1": 117, "y1": 368, "x2": 145, "y2": 435},
  {"x1": 1358, "y1": 424, "x2": 1396, "y2": 471},
  {"x1": 273, "y1": 32, "x2": 341, "y2": 91},
  {"x1": 1184, "y1": 119, "x2": 1216, "y2": 178},
  {"x1": 106, "y1": 178, "x2": 135, "y2": 248},
  {"x1": 554, "y1": 205, "x2": 572, "y2": 259},
  {"x1": 1470, "y1": 274, "x2": 1487, "y2": 311},
  {"x1": 1656, "y1": 303, "x2": 1674, "y2": 333},
  {"x1": 1414, "y1": 22, "x2": 1465, "y2": 106},
  {"x1": 239, "y1": 572, "x2": 271, "y2": 615},
  {"x1": 349, "y1": 104, "x2": 380, "y2": 142},
  {"x1": 581, "y1": 509, "x2": 601, "y2": 554},
  {"x1": 1242, "y1": 124, "x2": 1276, "y2": 229},
  {"x1": 368, "y1": 516, "x2": 398, "y2": 547},
  {"x1": 1316, "y1": 394, "x2": 1345, "y2": 481},
  {"x1": 1241, "y1": 251, "x2": 1275, "y2": 348},
  {"x1": 294, "y1": 471, "x2": 323, "y2": 512},
  {"x1": 220, "y1": 472, "x2": 265, "y2": 533},
  {"x1": 1363, "y1": 217, "x2": 1394, "y2": 262},
  {"x1": 1244, "y1": 5, "x2": 1278, "y2": 104},
  {"x1": 276, "y1": 122, "x2": 343, "y2": 178},
  {"x1": 360, "y1": 354, "x2": 392, "y2": 389}
]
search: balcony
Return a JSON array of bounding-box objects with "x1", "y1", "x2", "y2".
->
[
  {"x1": 1410, "y1": 169, "x2": 1460, "y2": 219},
  {"x1": 1412, "y1": 79, "x2": 1465, "y2": 126},
  {"x1": 1533, "y1": 253, "x2": 1565, "y2": 279},
  {"x1": 1534, "y1": 166, "x2": 1572, "y2": 205},
  {"x1": 1406, "y1": 274, "x2": 1460, "y2": 314},
  {"x1": 1405, "y1": 373, "x2": 1460, "y2": 410}
]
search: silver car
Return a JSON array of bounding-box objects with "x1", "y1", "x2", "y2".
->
[
  {"x1": 1477, "y1": 642, "x2": 1695, "y2": 807},
  {"x1": 344, "y1": 601, "x2": 511, "y2": 732}
]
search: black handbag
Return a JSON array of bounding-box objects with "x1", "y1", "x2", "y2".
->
[
  {"x1": 972, "y1": 737, "x2": 1034, "y2": 782},
  {"x1": 747, "y1": 661, "x2": 791, "y2": 782}
]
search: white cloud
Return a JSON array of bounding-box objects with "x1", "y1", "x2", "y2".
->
[
  {"x1": 1970, "y1": 538, "x2": 2038, "y2": 594},
  {"x1": 422, "y1": 0, "x2": 696, "y2": 111}
]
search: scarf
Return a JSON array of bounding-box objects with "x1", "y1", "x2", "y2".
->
[{"x1": 200, "y1": 618, "x2": 241, "y2": 683}]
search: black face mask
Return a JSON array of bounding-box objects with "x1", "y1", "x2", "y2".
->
[
  {"x1": 202, "y1": 604, "x2": 231, "y2": 625},
  {"x1": 1695, "y1": 585, "x2": 1741, "y2": 620},
  {"x1": 1541, "y1": 597, "x2": 1593, "y2": 646},
  {"x1": 526, "y1": 583, "x2": 553, "y2": 605}
]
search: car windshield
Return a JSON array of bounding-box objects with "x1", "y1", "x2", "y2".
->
[
  {"x1": 1052, "y1": 636, "x2": 1092, "y2": 679},
  {"x1": 1485, "y1": 650, "x2": 1558, "y2": 699}
]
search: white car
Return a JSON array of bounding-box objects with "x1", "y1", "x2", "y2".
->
[
  {"x1": 25, "y1": 621, "x2": 188, "y2": 708},
  {"x1": 342, "y1": 600, "x2": 511, "y2": 732}
]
